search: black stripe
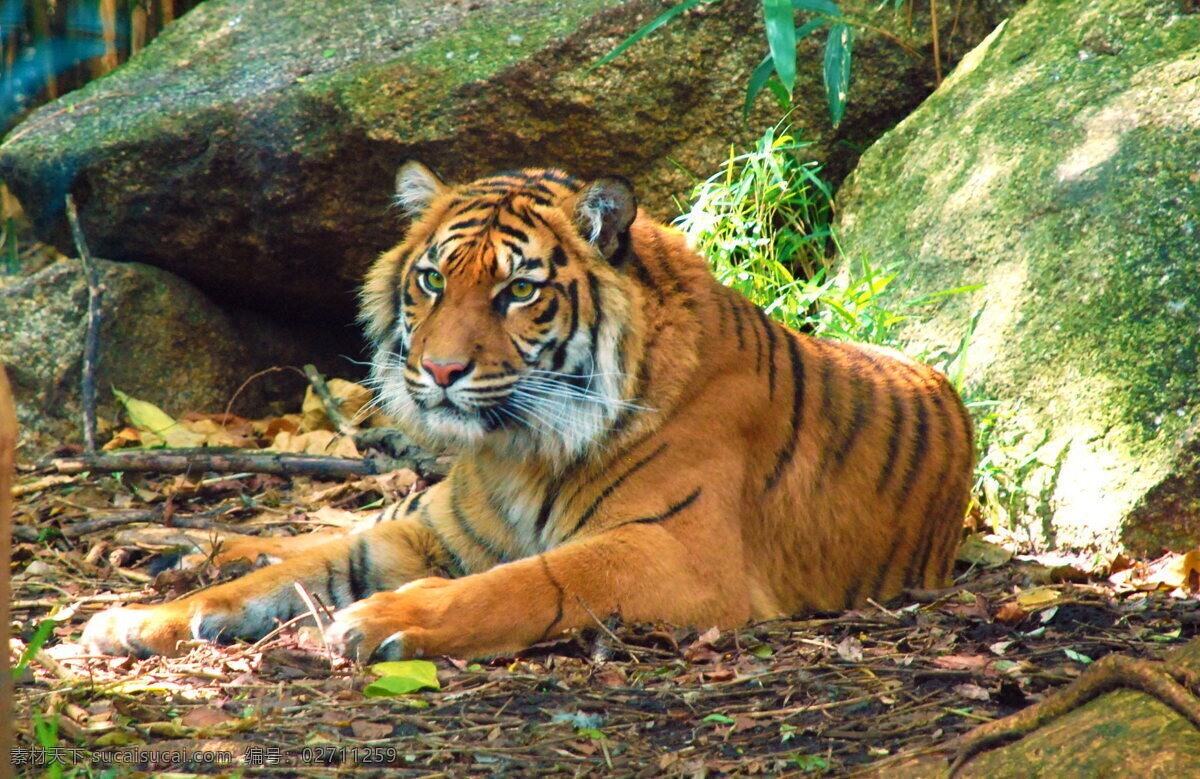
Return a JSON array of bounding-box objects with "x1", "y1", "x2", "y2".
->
[
  {"x1": 532, "y1": 296, "x2": 559, "y2": 325},
  {"x1": 550, "y1": 280, "x2": 581, "y2": 371},
  {"x1": 586, "y1": 271, "x2": 604, "y2": 354},
  {"x1": 616, "y1": 486, "x2": 703, "y2": 529},
  {"x1": 565, "y1": 442, "x2": 669, "y2": 538},
  {"x1": 903, "y1": 385, "x2": 963, "y2": 587},
  {"x1": 755, "y1": 307, "x2": 778, "y2": 397},
  {"x1": 448, "y1": 217, "x2": 488, "y2": 231},
  {"x1": 324, "y1": 560, "x2": 344, "y2": 609},
  {"x1": 405, "y1": 490, "x2": 424, "y2": 516},
  {"x1": 895, "y1": 390, "x2": 932, "y2": 503},
  {"x1": 534, "y1": 475, "x2": 566, "y2": 535},
  {"x1": 827, "y1": 346, "x2": 877, "y2": 473},
  {"x1": 450, "y1": 475, "x2": 509, "y2": 563},
  {"x1": 348, "y1": 538, "x2": 369, "y2": 601},
  {"x1": 728, "y1": 293, "x2": 745, "y2": 350},
  {"x1": 416, "y1": 504, "x2": 468, "y2": 578},
  {"x1": 628, "y1": 250, "x2": 657, "y2": 290},
  {"x1": 535, "y1": 554, "x2": 566, "y2": 642},
  {"x1": 497, "y1": 223, "x2": 529, "y2": 242},
  {"x1": 876, "y1": 374, "x2": 908, "y2": 493},
  {"x1": 764, "y1": 333, "x2": 806, "y2": 491}
]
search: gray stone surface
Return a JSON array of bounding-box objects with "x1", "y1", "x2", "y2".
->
[
  {"x1": 0, "y1": 259, "x2": 349, "y2": 453},
  {"x1": 836, "y1": 0, "x2": 1200, "y2": 553},
  {"x1": 0, "y1": 0, "x2": 1013, "y2": 325}
]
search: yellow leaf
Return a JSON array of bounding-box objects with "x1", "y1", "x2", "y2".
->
[
  {"x1": 112, "y1": 388, "x2": 204, "y2": 448},
  {"x1": 956, "y1": 534, "x2": 1014, "y2": 568},
  {"x1": 1157, "y1": 550, "x2": 1200, "y2": 592},
  {"x1": 301, "y1": 378, "x2": 374, "y2": 432},
  {"x1": 1015, "y1": 587, "x2": 1061, "y2": 608}
]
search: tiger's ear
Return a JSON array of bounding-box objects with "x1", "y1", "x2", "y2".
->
[
  {"x1": 569, "y1": 177, "x2": 637, "y2": 262},
  {"x1": 394, "y1": 160, "x2": 447, "y2": 218}
]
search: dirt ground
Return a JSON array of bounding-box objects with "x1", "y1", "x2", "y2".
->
[{"x1": 9, "y1": 460, "x2": 1200, "y2": 777}]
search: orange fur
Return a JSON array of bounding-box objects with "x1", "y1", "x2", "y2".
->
[{"x1": 83, "y1": 165, "x2": 973, "y2": 661}]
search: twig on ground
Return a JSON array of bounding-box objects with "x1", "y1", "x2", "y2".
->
[
  {"x1": 64, "y1": 194, "x2": 103, "y2": 454},
  {"x1": 303, "y1": 364, "x2": 357, "y2": 438},
  {"x1": 13, "y1": 474, "x2": 79, "y2": 498},
  {"x1": 293, "y1": 582, "x2": 334, "y2": 665},
  {"x1": 47, "y1": 449, "x2": 409, "y2": 479},
  {"x1": 60, "y1": 508, "x2": 231, "y2": 539}
]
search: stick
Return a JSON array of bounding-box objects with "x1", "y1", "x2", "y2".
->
[
  {"x1": 303, "y1": 364, "x2": 357, "y2": 437},
  {"x1": 302, "y1": 364, "x2": 420, "y2": 459},
  {"x1": 60, "y1": 508, "x2": 233, "y2": 539},
  {"x1": 64, "y1": 194, "x2": 103, "y2": 454},
  {"x1": 47, "y1": 449, "x2": 413, "y2": 479}
]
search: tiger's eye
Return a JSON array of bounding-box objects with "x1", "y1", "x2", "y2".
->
[
  {"x1": 509, "y1": 280, "x2": 536, "y2": 300},
  {"x1": 423, "y1": 270, "x2": 445, "y2": 291}
]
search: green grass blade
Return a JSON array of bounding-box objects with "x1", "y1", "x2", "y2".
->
[
  {"x1": 823, "y1": 22, "x2": 852, "y2": 126},
  {"x1": 590, "y1": 0, "x2": 710, "y2": 70},
  {"x1": 763, "y1": 0, "x2": 797, "y2": 96}
]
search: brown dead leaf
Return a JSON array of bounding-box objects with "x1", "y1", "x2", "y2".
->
[
  {"x1": 102, "y1": 426, "x2": 144, "y2": 450},
  {"x1": 269, "y1": 429, "x2": 360, "y2": 458},
  {"x1": 261, "y1": 414, "x2": 302, "y2": 440},
  {"x1": 350, "y1": 719, "x2": 393, "y2": 739},
  {"x1": 933, "y1": 654, "x2": 989, "y2": 671},
  {"x1": 301, "y1": 379, "x2": 374, "y2": 432},
  {"x1": 181, "y1": 707, "x2": 235, "y2": 729},
  {"x1": 994, "y1": 602, "x2": 1029, "y2": 625}
]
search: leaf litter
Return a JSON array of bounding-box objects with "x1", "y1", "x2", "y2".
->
[{"x1": 9, "y1": 387, "x2": 1200, "y2": 776}]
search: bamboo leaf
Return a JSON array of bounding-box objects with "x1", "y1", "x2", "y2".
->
[
  {"x1": 822, "y1": 22, "x2": 852, "y2": 127},
  {"x1": 791, "y1": 0, "x2": 841, "y2": 15},
  {"x1": 763, "y1": 0, "x2": 797, "y2": 95},
  {"x1": 744, "y1": 53, "x2": 776, "y2": 117},
  {"x1": 590, "y1": 0, "x2": 710, "y2": 70}
]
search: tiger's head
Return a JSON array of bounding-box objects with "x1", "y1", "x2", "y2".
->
[{"x1": 361, "y1": 162, "x2": 645, "y2": 461}]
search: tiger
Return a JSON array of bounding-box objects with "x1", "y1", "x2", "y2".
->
[{"x1": 82, "y1": 162, "x2": 975, "y2": 661}]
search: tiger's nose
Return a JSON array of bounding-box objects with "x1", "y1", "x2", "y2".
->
[{"x1": 422, "y1": 359, "x2": 471, "y2": 388}]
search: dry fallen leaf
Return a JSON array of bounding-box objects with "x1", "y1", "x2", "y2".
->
[{"x1": 994, "y1": 602, "x2": 1029, "y2": 625}]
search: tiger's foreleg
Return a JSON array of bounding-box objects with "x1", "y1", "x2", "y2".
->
[
  {"x1": 82, "y1": 514, "x2": 451, "y2": 657},
  {"x1": 325, "y1": 516, "x2": 745, "y2": 662}
]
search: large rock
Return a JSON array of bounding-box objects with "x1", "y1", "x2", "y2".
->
[
  {"x1": 0, "y1": 259, "x2": 344, "y2": 453},
  {"x1": 836, "y1": 0, "x2": 1200, "y2": 553},
  {"x1": 0, "y1": 0, "x2": 1014, "y2": 325}
]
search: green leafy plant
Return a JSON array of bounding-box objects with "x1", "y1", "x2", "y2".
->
[{"x1": 595, "y1": 0, "x2": 855, "y2": 126}]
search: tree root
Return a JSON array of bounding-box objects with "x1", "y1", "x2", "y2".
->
[{"x1": 949, "y1": 654, "x2": 1200, "y2": 776}]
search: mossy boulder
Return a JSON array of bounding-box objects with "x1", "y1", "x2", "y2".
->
[
  {"x1": 836, "y1": 0, "x2": 1200, "y2": 553},
  {"x1": 0, "y1": 0, "x2": 1013, "y2": 325}
]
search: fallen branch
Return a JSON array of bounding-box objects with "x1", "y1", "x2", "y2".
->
[
  {"x1": 47, "y1": 449, "x2": 420, "y2": 479},
  {"x1": 302, "y1": 363, "x2": 357, "y2": 437},
  {"x1": 65, "y1": 194, "x2": 103, "y2": 454},
  {"x1": 60, "y1": 508, "x2": 232, "y2": 539}
]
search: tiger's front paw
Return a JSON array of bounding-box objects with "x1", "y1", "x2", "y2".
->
[
  {"x1": 326, "y1": 577, "x2": 455, "y2": 662},
  {"x1": 81, "y1": 604, "x2": 196, "y2": 658}
]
